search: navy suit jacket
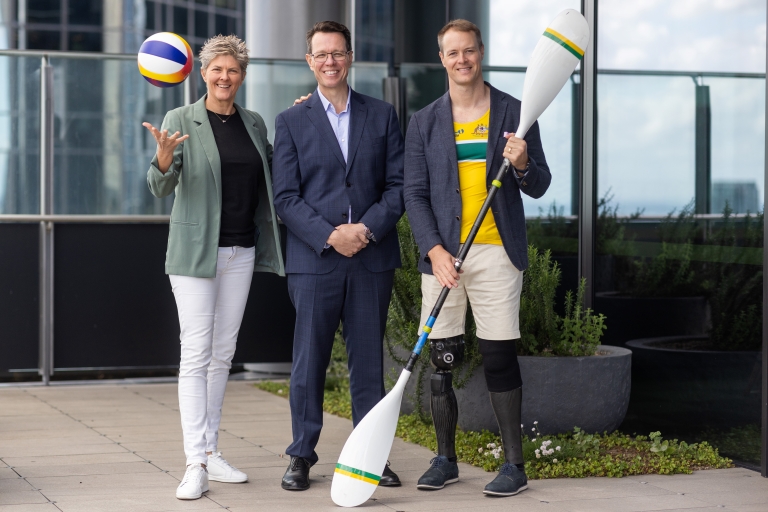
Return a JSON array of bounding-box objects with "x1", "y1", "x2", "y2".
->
[
  {"x1": 273, "y1": 88, "x2": 404, "y2": 274},
  {"x1": 404, "y1": 83, "x2": 551, "y2": 274}
]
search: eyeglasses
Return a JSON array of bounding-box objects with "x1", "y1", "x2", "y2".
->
[{"x1": 311, "y1": 51, "x2": 351, "y2": 62}]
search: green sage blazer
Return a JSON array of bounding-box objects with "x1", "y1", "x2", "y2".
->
[{"x1": 147, "y1": 95, "x2": 285, "y2": 278}]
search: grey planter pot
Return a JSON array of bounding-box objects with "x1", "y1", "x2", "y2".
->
[{"x1": 387, "y1": 344, "x2": 632, "y2": 435}]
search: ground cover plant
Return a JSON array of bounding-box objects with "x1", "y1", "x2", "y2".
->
[{"x1": 255, "y1": 379, "x2": 732, "y2": 478}]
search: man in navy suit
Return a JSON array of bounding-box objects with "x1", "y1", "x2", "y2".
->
[
  {"x1": 404, "y1": 20, "x2": 551, "y2": 497},
  {"x1": 272, "y1": 21, "x2": 404, "y2": 491}
]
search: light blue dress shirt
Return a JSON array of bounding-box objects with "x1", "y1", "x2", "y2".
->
[{"x1": 316, "y1": 86, "x2": 351, "y2": 163}]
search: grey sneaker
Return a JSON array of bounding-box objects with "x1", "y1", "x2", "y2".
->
[
  {"x1": 483, "y1": 462, "x2": 528, "y2": 496},
  {"x1": 416, "y1": 456, "x2": 459, "y2": 490}
]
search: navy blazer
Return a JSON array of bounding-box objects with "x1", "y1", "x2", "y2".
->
[
  {"x1": 404, "y1": 83, "x2": 551, "y2": 274},
  {"x1": 272, "y1": 88, "x2": 405, "y2": 274}
]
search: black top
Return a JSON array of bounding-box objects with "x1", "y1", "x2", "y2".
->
[{"x1": 207, "y1": 109, "x2": 262, "y2": 248}]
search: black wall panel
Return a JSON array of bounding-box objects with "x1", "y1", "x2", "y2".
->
[
  {"x1": 0, "y1": 224, "x2": 39, "y2": 373},
  {"x1": 53, "y1": 224, "x2": 294, "y2": 370}
]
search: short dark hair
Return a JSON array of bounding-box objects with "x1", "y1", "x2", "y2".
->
[
  {"x1": 306, "y1": 21, "x2": 352, "y2": 54},
  {"x1": 437, "y1": 19, "x2": 484, "y2": 52}
]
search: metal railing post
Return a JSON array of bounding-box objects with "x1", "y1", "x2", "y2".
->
[
  {"x1": 38, "y1": 56, "x2": 54, "y2": 385},
  {"x1": 579, "y1": 0, "x2": 597, "y2": 309},
  {"x1": 762, "y1": 1, "x2": 768, "y2": 478}
]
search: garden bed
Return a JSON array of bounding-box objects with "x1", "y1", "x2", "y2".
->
[{"x1": 255, "y1": 379, "x2": 732, "y2": 479}]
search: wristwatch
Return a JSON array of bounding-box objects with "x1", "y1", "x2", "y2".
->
[{"x1": 362, "y1": 224, "x2": 376, "y2": 242}]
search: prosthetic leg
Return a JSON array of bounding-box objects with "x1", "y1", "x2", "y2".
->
[
  {"x1": 416, "y1": 335, "x2": 464, "y2": 490},
  {"x1": 478, "y1": 338, "x2": 528, "y2": 496}
]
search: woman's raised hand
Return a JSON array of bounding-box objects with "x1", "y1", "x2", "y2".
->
[{"x1": 142, "y1": 122, "x2": 189, "y2": 174}]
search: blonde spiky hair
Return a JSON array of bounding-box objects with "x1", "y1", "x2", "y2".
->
[{"x1": 199, "y1": 34, "x2": 250, "y2": 72}]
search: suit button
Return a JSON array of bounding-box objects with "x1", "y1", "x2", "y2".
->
[
  {"x1": 346, "y1": 182, "x2": 352, "y2": 187},
  {"x1": 455, "y1": 216, "x2": 460, "y2": 221},
  {"x1": 522, "y1": 181, "x2": 528, "y2": 186},
  {"x1": 342, "y1": 213, "x2": 347, "y2": 218},
  {"x1": 455, "y1": 188, "x2": 459, "y2": 193}
]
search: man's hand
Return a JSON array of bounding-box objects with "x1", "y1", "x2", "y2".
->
[
  {"x1": 293, "y1": 93, "x2": 313, "y2": 106},
  {"x1": 428, "y1": 245, "x2": 463, "y2": 288},
  {"x1": 503, "y1": 132, "x2": 528, "y2": 175},
  {"x1": 327, "y1": 223, "x2": 368, "y2": 257}
]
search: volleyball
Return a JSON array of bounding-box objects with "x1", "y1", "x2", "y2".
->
[{"x1": 137, "y1": 32, "x2": 193, "y2": 88}]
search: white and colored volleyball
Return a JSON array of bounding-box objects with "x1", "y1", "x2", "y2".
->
[{"x1": 138, "y1": 32, "x2": 193, "y2": 88}]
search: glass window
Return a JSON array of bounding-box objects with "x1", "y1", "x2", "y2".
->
[
  {"x1": 215, "y1": 0, "x2": 237, "y2": 9},
  {"x1": 215, "y1": 14, "x2": 238, "y2": 36},
  {"x1": 0, "y1": 56, "x2": 41, "y2": 214},
  {"x1": 68, "y1": 0, "x2": 102, "y2": 26},
  {"x1": 173, "y1": 6, "x2": 188, "y2": 36},
  {"x1": 145, "y1": 1, "x2": 156, "y2": 30},
  {"x1": 27, "y1": 30, "x2": 61, "y2": 50},
  {"x1": 27, "y1": 0, "x2": 61, "y2": 24},
  {"x1": 195, "y1": 10, "x2": 209, "y2": 39},
  {"x1": 68, "y1": 31, "x2": 102, "y2": 52}
]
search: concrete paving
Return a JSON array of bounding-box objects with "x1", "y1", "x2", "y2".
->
[{"x1": 0, "y1": 381, "x2": 766, "y2": 512}]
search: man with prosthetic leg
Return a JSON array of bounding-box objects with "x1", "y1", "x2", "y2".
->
[{"x1": 403, "y1": 19, "x2": 551, "y2": 497}]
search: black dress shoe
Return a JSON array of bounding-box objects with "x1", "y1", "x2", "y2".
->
[
  {"x1": 379, "y1": 462, "x2": 401, "y2": 487},
  {"x1": 281, "y1": 456, "x2": 311, "y2": 491}
]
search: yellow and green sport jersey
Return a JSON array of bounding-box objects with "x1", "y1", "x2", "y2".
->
[{"x1": 455, "y1": 109, "x2": 502, "y2": 245}]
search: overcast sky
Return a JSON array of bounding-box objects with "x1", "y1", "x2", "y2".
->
[{"x1": 489, "y1": 0, "x2": 766, "y2": 216}]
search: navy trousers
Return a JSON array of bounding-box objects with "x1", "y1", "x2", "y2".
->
[{"x1": 285, "y1": 256, "x2": 395, "y2": 465}]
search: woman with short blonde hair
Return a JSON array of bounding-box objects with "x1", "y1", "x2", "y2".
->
[{"x1": 143, "y1": 34, "x2": 284, "y2": 500}]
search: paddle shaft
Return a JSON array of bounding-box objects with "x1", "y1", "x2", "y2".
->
[{"x1": 404, "y1": 158, "x2": 512, "y2": 372}]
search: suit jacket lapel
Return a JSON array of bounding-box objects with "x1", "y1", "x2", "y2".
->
[
  {"x1": 487, "y1": 84, "x2": 508, "y2": 176},
  {"x1": 305, "y1": 92, "x2": 346, "y2": 169},
  {"x1": 193, "y1": 95, "x2": 222, "y2": 203},
  {"x1": 345, "y1": 91, "x2": 367, "y2": 176},
  {"x1": 434, "y1": 91, "x2": 459, "y2": 185}
]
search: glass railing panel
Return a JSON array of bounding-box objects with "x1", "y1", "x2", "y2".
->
[
  {"x1": 48, "y1": 55, "x2": 184, "y2": 215},
  {"x1": 0, "y1": 55, "x2": 41, "y2": 214},
  {"x1": 595, "y1": 72, "x2": 764, "y2": 467}
]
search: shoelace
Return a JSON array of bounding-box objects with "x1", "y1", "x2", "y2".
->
[
  {"x1": 181, "y1": 464, "x2": 205, "y2": 485},
  {"x1": 210, "y1": 452, "x2": 235, "y2": 470},
  {"x1": 428, "y1": 456, "x2": 447, "y2": 468},
  {"x1": 290, "y1": 457, "x2": 306, "y2": 471}
]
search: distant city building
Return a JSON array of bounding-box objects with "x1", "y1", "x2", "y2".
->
[
  {"x1": 0, "y1": 1, "x2": 245, "y2": 54},
  {"x1": 712, "y1": 181, "x2": 759, "y2": 214}
]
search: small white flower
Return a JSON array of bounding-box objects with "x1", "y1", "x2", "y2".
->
[
  {"x1": 536, "y1": 452, "x2": 541, "y2": 459},
  {"x1": 535, "y1": 449, "x2": 540, "y2": 455},
  {"x1": 532, "y1": 438, "x2": 537, "y2": 442},
  {"x1": 532, "y1": 428, "x2": 536, "y2": 431},
  {"x1": 277, "y1": 389, "x2": 283, "y2": 394},
  {"x1": 478, "y1": 448, "x2": 483, "y2": 453},
  {"x1": 553, "y1": 458, "x2": 558, "y2": 463},
  {"x1": 534, "y1": 421, "x2": 538, "y2": 424},
  {"x1": 494, "y1": 453, "x2": 500, "y2": 459},
  {"x1": 521, "y1": 424, "x2": 524, "y2": 428},
  {"x1": 556, "y1": 446, "x2": 561, "y2": 451}
]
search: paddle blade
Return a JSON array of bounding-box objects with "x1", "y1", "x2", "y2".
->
[
  {"x1": 517, "y1": 9, "x2": 590, "y2": 139},
  {"x1": 331, "y1": 369, "x2": 411, "y2": 507}
]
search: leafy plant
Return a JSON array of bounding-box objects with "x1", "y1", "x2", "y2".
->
[
  {"x1": 557, "y1": 278, "x2": 606, "y2": 356},
  {"x1": 518, "y1": 246, "x2": 561, "y2": 355},
  {"x1": 519, "y1": 246, "x2": 607, "y2": 356}
]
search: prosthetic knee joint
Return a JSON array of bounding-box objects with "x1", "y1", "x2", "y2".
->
[{"x1": 429, "y1": 336, "x2": 465, "y2": 460}]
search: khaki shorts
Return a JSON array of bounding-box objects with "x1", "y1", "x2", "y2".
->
[{"x1": 418, "y1": 244, "x2": 522, "y2": 340}]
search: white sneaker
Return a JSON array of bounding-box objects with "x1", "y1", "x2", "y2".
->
[
  {"x1": 207, "y1": 452, "x2": 248, "y2": 483},
  {"x1": 176, "y1": 463, "x2": 209, "y2": 500}
]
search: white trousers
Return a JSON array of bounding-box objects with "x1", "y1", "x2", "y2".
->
[{"x1": 170, "y1": 246, "x2": 255, "y2": 465}]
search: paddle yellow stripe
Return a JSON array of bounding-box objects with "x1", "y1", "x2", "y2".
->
[
  {"x1": 335, "y1": 467, "x2": 380, "y2": 485},
  {"x1": 544, "y1": 28, "x2": 584, "y2": 58}
]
